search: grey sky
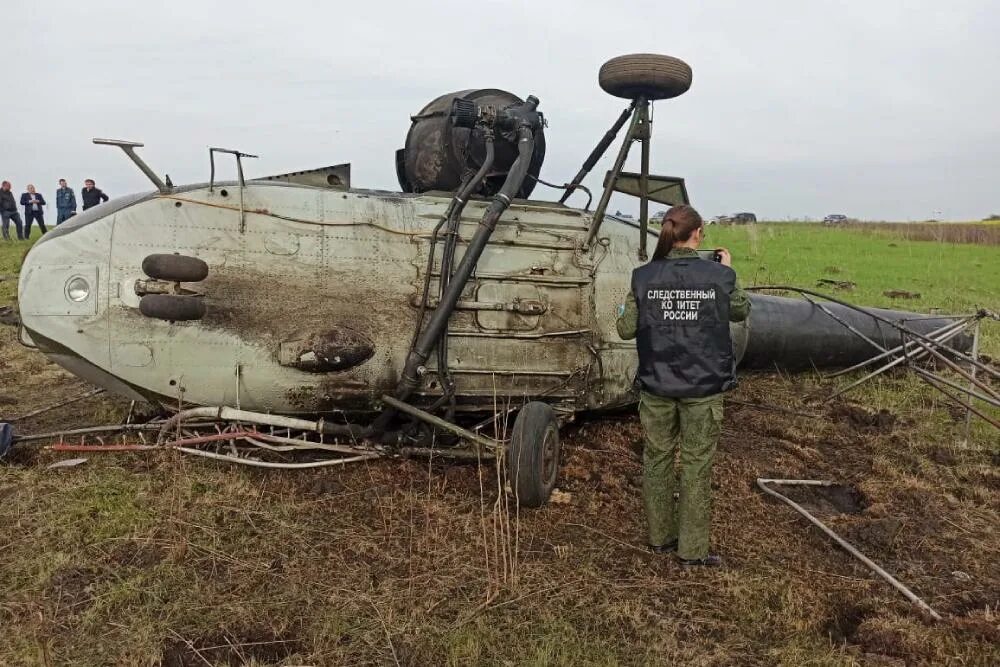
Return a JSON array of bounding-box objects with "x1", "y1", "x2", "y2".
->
[{"x1": 5, "y1": 0, "x2": 999, "y2": 221}]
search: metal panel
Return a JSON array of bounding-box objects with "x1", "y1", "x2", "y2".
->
[
  {"x1": 20, "y1": 264, "x2": 99, "y2": 316},
  {"x1": 603, "y1": 171, "x2": 689, "y2": 207}
]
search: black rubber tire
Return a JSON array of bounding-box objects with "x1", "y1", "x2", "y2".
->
[
  {"x1": 507, "y1": 401, "x2": 561, "y2": 508},
  {"x1": 141, "y1": 253, "x2": 209, "y2": 283},
  {"x1": 139, "y1": 294, "x2": 206, "y2": 321},
  {"x1": 599, "y1": 54, "x2": 693, "y2": 100}
]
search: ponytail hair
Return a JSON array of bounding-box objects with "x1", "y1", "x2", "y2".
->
[{"x1": 652, "y1": 204, "x2": 703, "y2": 261}]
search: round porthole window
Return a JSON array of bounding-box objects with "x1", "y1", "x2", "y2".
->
[{"x1": 66, "y1": 276, "x2": 91, "y2": 302}]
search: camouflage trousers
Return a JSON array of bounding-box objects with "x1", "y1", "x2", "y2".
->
[{"x1": 639, "y1": 391, "x2": 724, "y2": 560}]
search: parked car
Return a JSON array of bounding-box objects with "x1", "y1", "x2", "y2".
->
[
  {"x1": 823, "y1": 214, "x2": 848, "y2": 224},
  {"x1": 731, "y1": 212, "x2": 757, "y2": 224}
]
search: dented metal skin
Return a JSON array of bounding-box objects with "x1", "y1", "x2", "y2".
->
[{"x1": 19, "y1": 180, "x2": 704, "y2": 415}]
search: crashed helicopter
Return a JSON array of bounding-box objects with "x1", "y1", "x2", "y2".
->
[{"x1": 15, "y1": 54, "x2": 969, "y2": 506}]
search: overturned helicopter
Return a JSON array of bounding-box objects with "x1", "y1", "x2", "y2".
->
[{"x1": 16, "y1": 55, "x2": 968, "y2": 505}]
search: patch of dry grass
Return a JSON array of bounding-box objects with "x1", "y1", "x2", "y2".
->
[
  {"x1": 1, "y1": 340, "x2": 997, "y2": 665},
  {"x1": 847, "y1": 222, "x2": 1000, "y2": 246}
]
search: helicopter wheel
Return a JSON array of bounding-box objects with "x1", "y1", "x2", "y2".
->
[
  {"x1": 507, "y1": 401, "x2": 561, "y2": 508},
  {"x1": 599, "y1": 53, "x2": 692, "y2": 100},
  {"x1": 141, "y1": 253, "x2": 209, "y2": 283},
  {"x1": 139, "y1": 294, "x2": 206, "y2": 322}
]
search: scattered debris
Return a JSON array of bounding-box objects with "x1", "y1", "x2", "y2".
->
[
  {"x1": 46, "y1": 457, "x2": 89, "y2": 470},
  {"x1": 817, "y1": 278, "x2": 856, "y2": 291},
  {"x1": 883, "y1": 290, "x2": 921, "y2": 300},
  {"x1": 757, "y1": 478, "x2": 943, "y2": 621}
]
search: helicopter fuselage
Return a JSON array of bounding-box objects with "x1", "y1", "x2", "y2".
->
[{"x1": 18, "y1": 181, "x2": 690, "y2": 415}]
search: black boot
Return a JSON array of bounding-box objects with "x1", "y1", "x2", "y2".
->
[
  {"x1": 648, "y1": 539, "x2": 678, "y2": 554},
  {"x1": 678, "y1": 554, "x2": 722, "y2": 567}
]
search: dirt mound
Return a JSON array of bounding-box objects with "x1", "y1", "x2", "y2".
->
[
  {"x1": 830, "y1": 404, "x2": 897, "y2": 433},
  {"x1": 780, "y1": 483, "x2": 869, "y2": 515}
]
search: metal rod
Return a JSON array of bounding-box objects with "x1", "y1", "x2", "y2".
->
[
  {"x1": 208, "y1": 147, "x2": 258, "y2": 229},
  {"x1": 209, "y1": 150, "x2": 216, "y2": 191},
  {"x1": 757, "y1": 478, "x2": 943, "y2": 621},
  {"x1": 911, "y1": 367, "x2": 1000, "y2": 409},
  {"x1": 906, "y1": 333, "x2": 1000, "y2": 402},
  {"x1": 824, "y1": 321, "x2": 973, "y2": 402},
  {"x1": 92, "y1": 139, "x2": 171, "y2": 194},
  {"x1": 559, "y1": 103, "x2": 634, "y2": 204},
  {"x1": 237, "y1": 154, "x2": 246, "y2": 233},
  {"x1": 964, "y1": 321, "x2": 982, "y2": 444},
  {"x1": 916, "y1": 373, "x2": 1000, "y2": 430},
  {"x1": 584, "y1": 105, "x2": 641, "y2": 249},
  {"x1": 14, "y1": 422, "x2": 168, "y2": 443},
  {"x1": 380, "y1": 395, "x2": 500, "y2": 453},
  {"x1": 176, "y1": 446, "x2": 379, "y2": 469},
  {"x1": 246, "y1": 433, "x2": 369, "y2": 454},
  {"x1": 162, "y1": 430, "x2": 263, "y2": 448},
  {"x1": 48, "y1": 443, "x2": 159, "y2": 452},
  {"x1": 399, "y1": 446, "x2": 495, "y2": 461},
  {"x1": 155, "y1": 406, "x2": 363, "y2": 445},
  {"x1": 805, "y1": 295, "x2": 888, "y2": 355},
  {"x1": 8, "y1": 388, "x2": 106, "y2": 422},
  {"x1": 825, "y1": 318, "x2": 969, "y2": 378},
  {"x1": 637, "y1": 98, "x2": 651, "y2": 261}
]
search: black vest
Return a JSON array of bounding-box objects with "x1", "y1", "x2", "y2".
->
[{"x1": 631, "y1": 256, "x2": 738, "y2": 398}]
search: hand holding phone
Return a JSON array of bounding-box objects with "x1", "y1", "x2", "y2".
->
[{"x1": 713, "y1": 248, "x2": 732, "y2": 267}]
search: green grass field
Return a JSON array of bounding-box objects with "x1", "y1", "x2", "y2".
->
[
  {"x1": 710, "y1": 223, "x2": 999, "y2": 355},
  {"x1": 0, "y1": 233, "x2": 34, "y2": 305}
]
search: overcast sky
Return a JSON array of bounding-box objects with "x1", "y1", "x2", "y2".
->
[{"x1": 4, "y1": 0, "x2": 998, "y2": 221}]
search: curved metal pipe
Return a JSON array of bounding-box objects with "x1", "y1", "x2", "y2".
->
[
  {"x1": 395, "y1": 123, "x2": 537, "y2": 402},
  {"x1": 436, "y1": 136, "x2": 496, "y2": 409},
  {"x1": 410, "y1": 135, "x2": 496, "y2": 352},
  {"x1": 155, "y1": 406, "x2": 364, "y2": 444}
]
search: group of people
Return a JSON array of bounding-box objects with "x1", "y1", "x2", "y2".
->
[{"x1": 1, "y1": 179, "x2": 109, "y2": 241}]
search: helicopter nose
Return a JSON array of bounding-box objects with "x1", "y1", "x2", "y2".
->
[{"x1": 18, "y1": 213, "x2": 113, "y2": 373}]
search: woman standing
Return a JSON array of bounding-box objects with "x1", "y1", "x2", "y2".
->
[
  {"x1": 20, "y1": 185, "x2": 47, "y2": 238},
  {"x1": 616, "y1": 204, "x2": 750, "y2": 567}
]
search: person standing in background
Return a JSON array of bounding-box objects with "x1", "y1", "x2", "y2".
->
[
  {"x1": 1, "y1": 181, "x2": 24, "y2": 241},
  {"x1": 21, "y1": 185, "x2": 47, "y2": 238},
  {"x1": 55, "y1": 179, "x2": 77, "y2": 224},
  {"x1": 81, "y1": 179, "x2": 109, "y2": 211}
]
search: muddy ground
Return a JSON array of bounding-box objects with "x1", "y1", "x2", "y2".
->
[{"x1": 0, "y1": 323, "x2": 998, "y2": 666}]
